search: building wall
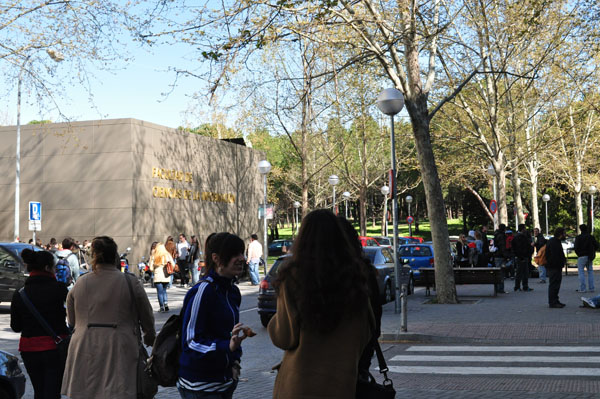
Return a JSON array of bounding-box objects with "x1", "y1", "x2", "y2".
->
[{"x1": 0, "y1": 119, "x2": 264, "y2": 263}]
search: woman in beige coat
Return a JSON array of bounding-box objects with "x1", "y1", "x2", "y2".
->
[
  {"x1": 149, "y1": 242, "x2": 173, "y2": 312},
  {"x1": 61, "y1": 236, "x2": 155, "y2": 399},
  {"x1": 268, "y1": 209, "x2": 374, "y2": 398}
]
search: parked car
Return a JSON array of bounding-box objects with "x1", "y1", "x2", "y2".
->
[
  {"x1": 371, "y1": 236, "x2": 392, "y2": 248},
  {"x1": 0, "y1": 350, "x2": 25, "y2": 399},
  {"x1": 401, "y1": 236, "x2": 424, "y2": 243},
  {"x1": 258, "y1": 255, "x2": 289, "y2": 327},
  {"x1": 358, "y1": 236, "x2": 380, "y2": 247},
  {"x1": 0, "y1": 246, "x2": 27, "y2": 303},
  {"x1": 399, "y1": 243, "x2": 435, "y2": 283},
  {"x1": 268, "y1": 239, "x2": 293, "y2": 257},
  {"x1": 363, "y1": 246, "x2": 411, "y2": 302},
  {"x1": 0, "y1": 243, "x2": 46, "y2": 259}
]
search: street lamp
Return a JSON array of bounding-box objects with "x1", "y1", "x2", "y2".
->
[
  {"x1": 589, "y1": 185, "x2": 597, "y2": 232},
  {"x1": 293, "y1": 201, "x2": 300, "y2": 236},
  {"x1": 377, "y1": 87, "x2": 405, "y2": 318},
  {"x1": 487, "y1": 164, "x2": 497, "y2": 230},
  {"x1": 406, "y1": 195, "x2": 414, "y2": 237},
  {"x1": 381, "y1": 186, "x2": 390, "y2": 236},
  {"x1": 342, "y1": 191, "x2": 351, "y2": 219},
  {"x1": 14, "y1": 51, "x2": 64, "y2": 242},
  {"x1": 328, "y1": 175, "x2": 339, "y2": 213},
  {"x1": 542, "y1": 194, "x2": 550, "y2": 236},
  {"x1": 258, "y1": 160, "x2": 271, "y2": 275}
]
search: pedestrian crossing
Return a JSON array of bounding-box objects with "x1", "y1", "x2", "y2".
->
[{"x1": 387, "y1": 345, "x2": 600, "y2": 377}]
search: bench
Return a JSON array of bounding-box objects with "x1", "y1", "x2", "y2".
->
[{"x1": 416, "y1": 267, "x2": 504, "y2": 296}]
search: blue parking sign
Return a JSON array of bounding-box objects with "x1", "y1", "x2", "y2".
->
[{"x1": 29, "y1": 202, "x2": 41, "y2": 221}]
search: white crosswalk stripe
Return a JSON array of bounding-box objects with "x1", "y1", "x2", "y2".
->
[{"x1": 387, "y1": 346, "x2": 600, "y2": 377}]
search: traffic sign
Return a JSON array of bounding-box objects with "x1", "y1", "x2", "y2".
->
[
  {"x1": 28, "y1": 220, "x2": 41, "y2": 232},
  {"x1": 407, "y1": 215, "x2": 414, "y2": 224},
  {"x1": 29, "y1": 201, "x2": 41, "y2": 221},
  {"x1": 489, "y1": 200, "x2": 497, "y2": 215}
]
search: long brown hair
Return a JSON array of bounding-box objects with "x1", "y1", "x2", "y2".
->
[
  {"x1": 275, "y1": 209, "x2": 368, "y2": 333},
  {"x1": 90, "y1": 236, "x2": 119, "y2": 272}
]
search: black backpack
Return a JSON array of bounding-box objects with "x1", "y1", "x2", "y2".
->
[{"x1": 148, "y1": 312, "x2": 182, "y2": 387}]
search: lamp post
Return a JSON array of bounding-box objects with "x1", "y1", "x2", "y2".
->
[
  {"x1": 15, "y1": 50, "x2": 64, "y2": 242},
  {"x1": 406, "y1": 195, "x2": 413, "y2": 237},
  {"x1": 328, "y1": 175, "x2": 339, "y2": 213},
  {"x1": 542, "y1": 194, "x2": 550, "y2": 236},
  {"x1": 377, "y1": 87, "x2": 405, "y2": 318},
  {"x1": 381, "y1": 186, "x2": 390, "y2": 236},
  {"x1": 487, "y1": 164, "x2": 497, "y2": 230},
  {"x1": 293, "y1": 201, "x2": 300, "y2": 236},
  {"x1": 258, "y1": 160, "x2": 271, "y2": 275},
  {"x1": 589, "y1": 185, "x2": 597, "y2": 233},
  {"x1": 342, "y1": 191, "x2": 351, "y2": 219}
]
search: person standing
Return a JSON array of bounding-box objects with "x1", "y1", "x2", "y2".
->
[
  {"x1": 56, "y1": 237, "x2": 80, "y2": 284},
  {"x1": 11, "y1": 249, "x2": 69, "y2": 399},
  {"x1": 456, "y1": 234, "x2": 469, "y2": 268},
  {"x1": 165, "y1": 236, "x2": 177, "y2": 288},
  {"x1": 247, "y1": 234, "x2": 263, "y2": 286},
  {"x1": 512, "y1": 224, "x2": 534, "y2": 292},
  {"x1": 574, "y1": 224, "x2": 598, "y2": 293},
  {"x1": 545, "y1": 227, "x2": 567, "y2": 308},
  {"x1": 534, "y1": 228, "x2": 547, "y2": 283},
  {"x1": 493, "y1": 224, "x2": 508, "y2": 293},
  {"x1": 61, "y1": 236, "x2": 155, "y2": 398},
  {"x1": 188, "y1": 235, "x2": 201, "y2": 286},
  {"x1": 481, "y1": 225, "x2": 491, "y2": 266},
  {"x1": 268, "y1": 210, "x2": 373, "y2": 398},
  {"x1": 177, "y1": 234, "x2": 191, "y2": 288},
  {"x1": 149, "y1": 242, "x2": 173, "y2": 312}
]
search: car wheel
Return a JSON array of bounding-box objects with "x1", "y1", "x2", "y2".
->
[{"x1": 260, "y1": 313, "x2": 273, "y2": 327}]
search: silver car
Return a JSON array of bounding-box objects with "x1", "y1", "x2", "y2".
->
[{"x1": 363, "y1": 246, "x2": 412, "y2": 303}]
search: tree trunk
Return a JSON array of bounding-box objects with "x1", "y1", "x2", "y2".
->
[
  {"x1": 406, "y1": 95, "x2": 457, "y2": 303},
  {"x1": 359, "y1": 187, "x2": 367, "y2": 236}
]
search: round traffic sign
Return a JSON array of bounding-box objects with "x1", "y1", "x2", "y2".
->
[
  {"x1": 407, "y1": 216, "x2": 414, "y2": 224},
  {"x1": 489, "y1": 200, "x2": 497, "y2": 214}
]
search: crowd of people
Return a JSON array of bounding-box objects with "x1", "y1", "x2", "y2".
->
[{"x1": 9, "y1": 209, "x2": 384, "y2": 399}]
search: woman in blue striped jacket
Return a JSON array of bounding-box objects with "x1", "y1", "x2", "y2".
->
[{"x1": 178, "y1": 232, "x2": 252, "y2": 399}]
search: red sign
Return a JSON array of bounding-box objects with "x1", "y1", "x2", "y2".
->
[
  {"x1": 407, "y1": 216, "x2": 414, "y2": 224},
  {"x1": 489, "y1": 200, "x2": 497, "y2": 214}
]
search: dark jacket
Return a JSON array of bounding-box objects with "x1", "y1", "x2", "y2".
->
[
  {"x1": 574, "y1": 233, "x2": 598, "y2": 260},
  {"x1": 481, "y1": 232, "x2": 490, "y2": 254},
  {"x1": 178, "y1": 270, "x2": 242, "y2": 390},
  {"x1": 493, "y1": 230, "x2": 506, "y2": 258},
  {"x1": 10, "y1": 272, "x2": 69, "y2": 352},
  {"x1": 358, "y1": 258, "x2": 382, "y2": 375},
  {"x1": 545, "y1": 237, "x2": 566, "y2": 270},
  {"x1": 535, "y1": 234, "x2": 547, "y2": 251},
  {"x1": 512, "y1": 232, "x2": 533, "y2": 259}
]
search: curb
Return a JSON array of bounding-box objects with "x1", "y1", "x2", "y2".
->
[
  {"x1": 380, "y1": 332, "x2": 478, "y2": 344},
  {"x1": 380, "y1": 331, "x2": 600, "y2": 345}
]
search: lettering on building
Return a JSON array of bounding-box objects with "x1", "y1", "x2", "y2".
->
[{"x1": 151, "y1": 167, "x2": 234, "y2": 203}]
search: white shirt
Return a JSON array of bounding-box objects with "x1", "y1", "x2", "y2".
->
[
  {"x1": 248, "y1": 240, "x2": 263, "y2": 261},
  {"x1": 177, "y1": 240, "x2": 191, "y2": 260}
]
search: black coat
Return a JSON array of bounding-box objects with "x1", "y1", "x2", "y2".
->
[
  {"x1": 545, "y1": 237, "x2": 566, "y2": 270},
  {"x1": 574, "y1": 233, "x2": 598, "y2": 259},
  {"x1": 512, "y1": 232, "x2": 533, "y2": 259},
  {"x1": 10, "y1": 274, "x2": 69, "y2": 338}
]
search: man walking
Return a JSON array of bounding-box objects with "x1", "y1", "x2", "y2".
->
[
  {"x1": 574, "y1": 224, "x2": 598, "y2": 293},
  {"x1": 512, "y1": 224, "x2": 534, "y2": 292},
  {"x1": 247, "y1": 234, "x2": 263, "y2": 286},
  {"x1": 56, "y1": 237, "x2": 80, "y2": 283},
  {"x1": 546, "y1": 227, "x2": 567, "y2": 308},
  {"x1": 177, "y1": 234, "x2": 191, "y2": 287},
  {"x1": 534, "y1": 228, "x2": 547, "y2": 283}
]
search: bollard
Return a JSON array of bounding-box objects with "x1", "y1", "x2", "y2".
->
[{"x1": 401, "y1": 283, "x2": 407, "y2": 332}]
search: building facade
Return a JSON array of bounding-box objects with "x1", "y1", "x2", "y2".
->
[{"x1": 0, "y1": 118, "x2": 265, "y2": 263}]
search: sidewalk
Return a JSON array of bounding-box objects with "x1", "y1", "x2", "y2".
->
[{"x1": 381, "y1": 269, "x2": 600, "y2": 344}]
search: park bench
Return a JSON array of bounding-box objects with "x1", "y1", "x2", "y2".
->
[{"x1": 416, "y1": 267, "x2": 504, "y2": 297}]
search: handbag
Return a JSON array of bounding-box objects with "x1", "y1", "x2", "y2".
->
[
  {"x1": 124, "y1": 274, "x2": 158, "y2": 399},
  {"x1": 355, "y1": 341, "x2": 395, "y2": 399},
  {"x1": 18, "y1": 288, "x2": 71, "y2": 363},
  {"x1": 165, "y1": 261, "x2": 174, "y2": 276}
]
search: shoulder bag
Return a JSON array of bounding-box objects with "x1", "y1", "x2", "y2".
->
[
  {"x1": 165, "y1": 261, "x2": 174, "y2": 276},
  {"x1": 356, "y1": 339, "x2": 395, "y2": 398},
  {"x1": 124, "y1": 274, "x2": 158, "y2": 399},
  {"x1": 18, "y1": 288, "x2": 70, "y2": 363}
]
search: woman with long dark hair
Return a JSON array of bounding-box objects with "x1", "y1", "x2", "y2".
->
[
  {"x1": 178, "y1": 232, "x2": 254, "y2": 399},
  {"x1": 268, "y1": 209, "x2": 374, "y2": 398},
  {"x1": 11, "y1": 249, "x2": 69, "y2": 399}
]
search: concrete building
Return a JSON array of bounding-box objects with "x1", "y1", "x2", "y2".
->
[{"x1": 0, "y1": 118, "x2": 265, "y2": 263}]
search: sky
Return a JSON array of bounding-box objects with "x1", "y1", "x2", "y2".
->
[{"x1": 0, "y1": 40, "x2": 209, "y2": 129}]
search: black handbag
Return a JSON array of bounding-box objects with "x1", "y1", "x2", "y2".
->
[
  {"x1": 18, "y1": 288, "x2": 71, "y2": 363},
  {"x1": 356, "y1": 340, "x2": 395, "y2": 399},
  {"x1": 125, "y1": 273, "x2": 158, "y2": 399}
]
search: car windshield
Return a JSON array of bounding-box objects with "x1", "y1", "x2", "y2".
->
[
  {"x1": 399, "y1": 246, "x2": 432, "y2": 257},
  {"x1": 0, "y1": 243, "x2": 39, "y2": 257},
  {"x1": 268, "y1": 258, "x2": 286, "y2": 277},
  {"x1": 377, "y1": 238, "x2": 391, "y2": 246}
]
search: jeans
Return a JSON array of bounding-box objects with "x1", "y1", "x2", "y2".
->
[
  {"x1": 179, "y1": 260, "x2": 190, "y2": 286},
  {"x1": 156, "y1": 282, "x2": 168, "y2": 308},
  {"x1": 178, "y1": 381, "x2": 237, "y2": 399},
  {"x1": 514, "y1": 258, "x2": 530, "y2": 290},
  {"x1": 493, "y1": 257, "x2": 505, "y2": 292},
  {"x1": 538, "y1": 265, "x2": 547, "y2": 281},
  {"x1": 248, "y1": 259, "x2": 260, "y2": 285},
  {"x1": 192, "y1": 259, "x2": 200, "y2": 285},
  {"x1": 577, "y1": 256, "x2": 595, "y2": 292},
  {"x1": 21, "y1": 349, "x2": 65, "y2": 399},
  {"x1": 547, "y1": 267, "x2": 563, "y2": 305}
]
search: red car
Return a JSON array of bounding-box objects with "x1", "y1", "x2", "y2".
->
[
  {"x1": 359, "y1": 236, "x2": 380, "y2": 247},
  {"x1": 402, "y1": 236, "x2": 424, "y2": 243}
]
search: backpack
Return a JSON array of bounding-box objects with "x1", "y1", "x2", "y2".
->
[
  {"x1": 534, "y1": 244, "x2": 547, "y2": 266},
  {"x1": 148, "y1": 310, "x2": 182, "y2": 386},
  {"x1": 56, "y1": 254, "x2": 74, "y2": 286}
]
